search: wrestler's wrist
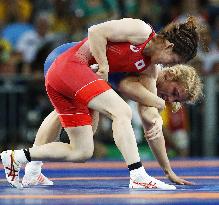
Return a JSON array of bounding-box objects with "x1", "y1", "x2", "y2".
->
[
  {"x1": 163, "y1": 167, "x2": 173, "y2": 175},
  {"x1": 98, "y1": 63, "x2": 109, "y2": 71}
]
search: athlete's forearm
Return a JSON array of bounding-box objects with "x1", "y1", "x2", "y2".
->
[
  {"x1": 138, "y1": 105, "x2": 172, "y2": 174},
  {"x1": 119, "y1": 77, "x2": 164, "y2": 110},
  {"x1": 146, "y1": 132, "x2": 172, "y2": 174}
]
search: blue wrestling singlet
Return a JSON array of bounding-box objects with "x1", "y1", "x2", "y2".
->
[{"x1": 44, "y1": 42, "x2": 78, "y2": 76}]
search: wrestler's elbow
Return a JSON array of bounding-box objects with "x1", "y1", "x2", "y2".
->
[
  {"x1": 88, "y1": 26, "x2": 97, "y2": 38},
  {"x1": 140, "y1": 107, "x2": 159, "y2": 125},
  {"x1": 141, "y1": 113, "x2": 156, "y2": 126},
  {"x1": 118, "y1": 80, "x2": 134, "y2": 98},
  {"x1": 119, "y1": 77, "x2": 138, "y2": 92},
  {"x1": 118, "y1": 79, "x2": 127, "y2": 93},
  {"x1": 88, "y1": 24, "x2": 106, "y2": 39}
]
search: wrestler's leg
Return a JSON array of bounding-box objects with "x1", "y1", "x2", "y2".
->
[
  {"x1": 91, "y1": 110, "x2": 99, "y2": 134},
  {"x1": 25, "y1": 110, "x2": 99, "y2": 163},
  {"x1": 87, "y1": 89, "x2": 140, "y2": 165},
  {"x1": 25, "y1": 110, "x2": 98, "y2": 159},
  {"x1": 34, "y1": 110, "x2": 62, "y2": 146},
  {"x1": 23, "y1": 110, "x2": 62, "y2": 186},
  {"x1": 23, "y1": 110, "x2": 99, "y2": 186},
  {"x1": 29, "y1": 110, "x2": 98, "y2": 147},
  {"x1": 2, "y1": 123, "x2": 90, "y2": 188},
  {"x1": 26, "y1": 125, "x2": 94, "y2": 162}
]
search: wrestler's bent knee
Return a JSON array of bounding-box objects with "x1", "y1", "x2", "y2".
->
[
  {"x1": 112, "y1": 103, "x2": 132, "y2": 121},
  {"x1": 67, "y1": 146, "x2": 94, "y2": 162}
]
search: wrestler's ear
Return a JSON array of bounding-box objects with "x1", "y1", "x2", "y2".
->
[
  {"x1": 164, "y1": 40, "x2": 174, "y2": 50},
  {"x1": 163, "y1": 69, "x2": 175, "y2": 81}
]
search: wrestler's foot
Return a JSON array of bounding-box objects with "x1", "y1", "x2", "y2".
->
[
  {"x1": 129, "y1": 173, "x2": 176, "y2": 190},
  {"x1": 129, "y1": 167, "x2": 176, "y2": 190},
  {"x1": 22, "y1": 173, "x2": 54, "y2": 187},
  {"x1": 1, "y1": 150, "x2": 23, "y2": 188}
]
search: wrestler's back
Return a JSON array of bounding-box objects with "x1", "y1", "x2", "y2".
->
[{"x1": 52, "y1": 33, "x2": 155, "y2": 74}]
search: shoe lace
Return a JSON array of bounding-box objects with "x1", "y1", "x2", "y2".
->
[
  {"x1": 5, "y1": 151, "x2": 19, "y2": 181},
  {"x1": 132, "y1": 178, "x2": 157, "y2": 189}
]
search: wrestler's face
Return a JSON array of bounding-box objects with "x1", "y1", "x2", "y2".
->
[
  {"x1": 156, "y1": 50, "x2": 182, "y2": 66},
  {"x1": 157, "y1": 81, "x2": 187, "y2": 103},
  {"x1": 150, "y1": 39, "x2": 183, "y2": 66}
]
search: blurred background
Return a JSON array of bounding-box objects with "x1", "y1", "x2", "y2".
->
[{"x1": 0, "y1": 0, "x2": 218, "y2": 160}]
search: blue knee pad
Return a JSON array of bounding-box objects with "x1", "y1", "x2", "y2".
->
[{"x1": 44, "y1": 42, "x2": 78, "y2": 76}]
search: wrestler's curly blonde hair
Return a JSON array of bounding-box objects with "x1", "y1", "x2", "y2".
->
[{"x1": 163, "y1": 64, "x2": 203, "y2": 112}]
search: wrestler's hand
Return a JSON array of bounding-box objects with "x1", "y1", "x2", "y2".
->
[
  {"x1": 96, "y1": 66, "x2": 109, "y2": 81},
  {"x1": 90, "y1": 64, "x2": 99, "y2": 72},
  {"x1": 157, "y1": 98, "x2": 166, "y2": 111},
  {"x1": 165, "y1": 170, "x2": 194, "y2": 185},
  {"x1": 90, "y1": 64, "x2": 109, "y2": 81}
]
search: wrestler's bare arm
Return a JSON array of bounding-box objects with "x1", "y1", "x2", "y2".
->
[
  {"x1": 118, "y1": 73, "x2": 165, "y2": 110},
  {"x1": 88, "y1": 18, "x2": 152, "y2": 73},
  {"x1": 133, "y1": 69, "x2": 164, "y2": 137},
  {"x1": 133, "y1": 76, "x2": 192, "y2": 185},
  {"x1": 137, "y1": 68, "x2": 163, "y2": 124}
]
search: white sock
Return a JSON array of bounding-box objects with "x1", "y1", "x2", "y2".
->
[
  {"x1": 130, "y1": 166, "x2": 149, "y2": 179},
  {"x1": 25, "y1": 145, "x2": 43, "y2": 176},
  {"x1": 25, "y1": 161, "x2": 42, "y2": 176}
]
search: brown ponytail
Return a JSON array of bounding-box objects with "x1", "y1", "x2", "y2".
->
[
  {"x1": 185, "y1": 16, "x2": 197, "y2": 30},
  {"x1": 159, "y1": 16, "x2": 199, "y2": 62}
]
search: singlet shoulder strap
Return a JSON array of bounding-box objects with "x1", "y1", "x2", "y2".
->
[{"x1": 143, "y1": 31, "x2": 156, "y2": 47}]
